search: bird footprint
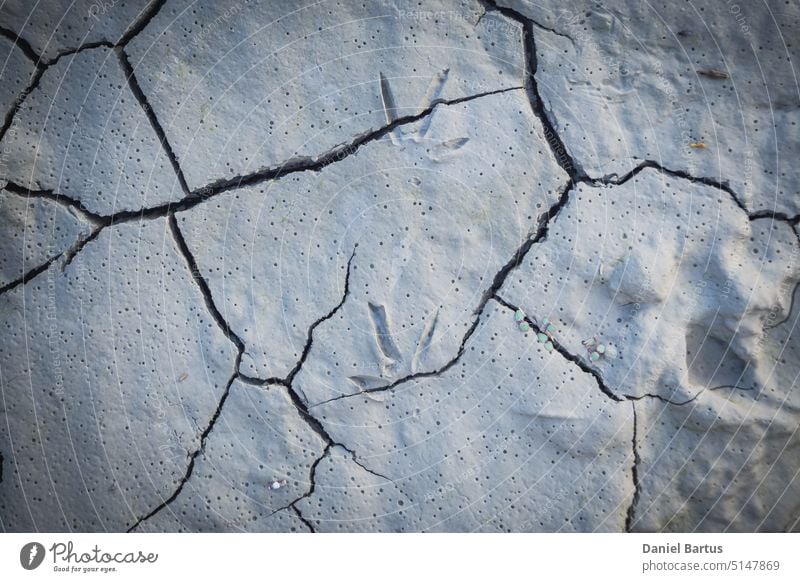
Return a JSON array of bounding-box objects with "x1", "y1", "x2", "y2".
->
[{"x1": 378, "y1": 69, "x2": 470, "y2": 158}]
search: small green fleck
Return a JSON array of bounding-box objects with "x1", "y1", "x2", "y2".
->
[
  {"x1": 590, "y1": 351, "x2": 600, "y2": 361},
  {"x1": 537, "y1": 333, "x2": 548, "y2": 343},
  {"x1": 519, "y1": 322, "x2": 530, "y2": 332},
  {"x1": 544, "y1": 341, "x2": 554, "y2": 352},
  {"x1": 546, "y1": 323, "x2": 556, "y2": 333},
  {"x1": 514, "y1": 310, "x2": 526, "y2": 322}
]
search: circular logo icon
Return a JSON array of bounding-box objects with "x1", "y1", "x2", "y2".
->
[{"x1": 20, "y1": 542, "x2": 45, "y2": 570}]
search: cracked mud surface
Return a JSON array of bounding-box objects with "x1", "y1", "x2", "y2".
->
[{"x1": 0, "y1": 0, "x2": 798, "y2": 532}]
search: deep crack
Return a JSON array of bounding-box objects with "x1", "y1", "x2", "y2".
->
[
  {"x1": 342, "y1": 445, "x2": 395, "y2": 483},
  {"x1": 750, "y1": 209, "x2": 800, "y2": 226},
  {"x1": 2, "y1": 2, "x2": 782, "y2": 535},
  {"x1": 0, "y1": 65, "x2": 44, "y2": 143},
  {"x1": 3, "y1": 182, "x2": 106, "y2": 225},
  {"x1": 41, "y1": 41, "x2": 115, "y2": 64},
  {"x1": 61, "y1": 228, "x2": 104, "y2": 270},
  {"x1": 169, "y1": 215, "x2": 245, "y2": 353},
  {"x1": 3, "y1": 86, "x2": 527, "y2": 288},
  {"x1": 0, "y1": 0, "x2": 164, "y2": 144},
  {"x1": 480, "y1": 0, "x2": 575, "y2": 42},
  {"x1": 226, "y1": 250, "x2": 386, "y2": 519},
  {"x1": 0, "y1": 26, "x2": 42, "y2": 64},
  {"x1": 244, "y1": 250, "x2": 417, "y2": 524},
  {"x1": 118, "y1": 0, "x2": 167, "y2": 47},
  {"x1": 271, "y1": 444, "x2": 332, "y2": 531},
  {"x1": 191, "y1": 86, "x2": 523, "y2": 198},
  {"x1": 314, "y1": 180, "x2": 577, "y2": 407},
  {"x1": 284, "y1": 249, "x2": 357, "y2": 389},
  {"x1": 482, "y1": 1, "x2": 581, "y2": 179},
  {"x1": 493, "y1": 296, "x2": 623, "y2": 402},
  {"x1": 0, "y1": 253, "x2": 64, "y2": 296},
  {"x1": 279, "y1": 442, "x2": 405, "y2": 533},
  {"x1": 527, "y1": 16, "x2": 574, "y2": 42},
  {"x1": 624, "y1": 392, "x2": 697, "y2": 406},
  {"x1": 0, "y1": 183, "x2": 108, "y2": 295},
  {"x1": 126, "y1": 213, "x2": 246, "y2": 532},
  {"x1": 0, "y1": 181, "x2": 183, "y2": 296},
  {"x1": 601, "y1": 159, "x2": 750, "y2": 214},
  {"x1": 126, "y1": 364, "x2": 240, "y2": 532},
  {"x1": 598, "y1": 161, "x2": 800, "y2": 233},
  {"x1": 291, "y1": 504, "x2": 315, "y2": 533},
  {"x1": 474, "y1": 4, "x2": 792, "y2": 231},
  {"x1": 313, "y1": 315, "x2": 482, "y2": 407},
  {"x1": 8, "y1": 37, "x2": 114, "y2": 138},
  {"x1": 2, "y1": 206, "x2": 370, "y2": 529},
  {"x1": 117, "y1": 48, "x2": 191, "y2": 196},
  {"x1": 274, "y1": 251, "x2": 373, "y2": 462},
  {"x1": 625, "y1": 402, "x2": 641, "y2": 532},
  {"x1": 494, "y1": 296, "x2": 752, "y2": 406},
  {"x1": 281, "y1": 444, "x2": 331, "y2": 512},
  {"x1": 0, "y1": 77, "x2": 523, "y2": 302}
]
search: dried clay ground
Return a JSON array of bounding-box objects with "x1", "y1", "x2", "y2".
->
[{"x1": 0, "y1": 0, "x2": 799, "y2": 532}]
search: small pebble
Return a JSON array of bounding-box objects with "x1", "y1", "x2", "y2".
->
[{"x1": 596, "y1": 344, "x2": 606, "y2": 354}]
